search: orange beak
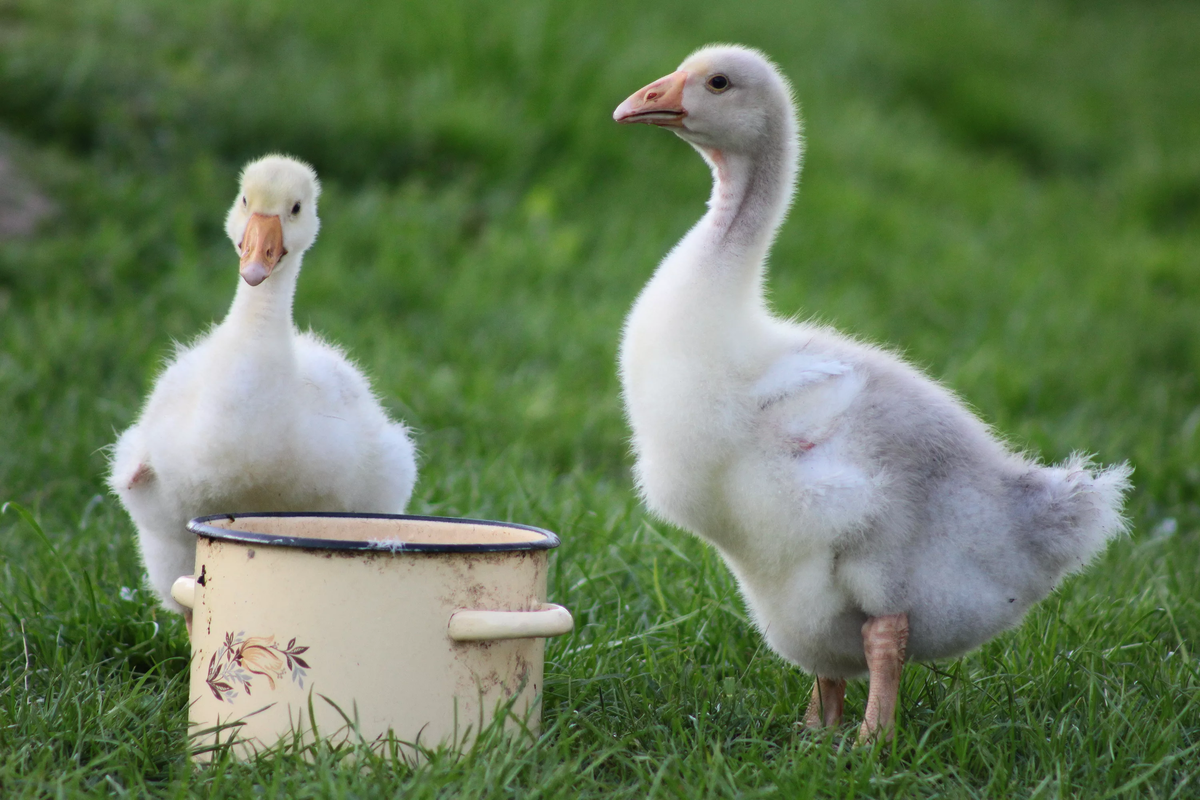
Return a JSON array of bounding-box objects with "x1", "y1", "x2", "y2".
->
[
  {"x1": 238, "y1": 213, "x2": 288, "y2": 286},
  {"x1": 613, "y1": 70, "x2": 688, "y2": 127}
]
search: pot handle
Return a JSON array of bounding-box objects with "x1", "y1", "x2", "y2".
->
[
  {"x1": 171, "y1": 575, "x2": 197, "y2": 610},
  {"x1": 448, "y1": 603, "x2": 574, "y2": 642}
]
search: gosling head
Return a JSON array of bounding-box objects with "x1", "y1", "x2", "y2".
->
[
  {"x1": 613, "y1": 45, "x2": 797, "y2": 156},
  {"x1": 225, "y1": 155, "x2": 321, "y2": 287}
]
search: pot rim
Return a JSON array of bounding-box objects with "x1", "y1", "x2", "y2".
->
[{"x1": 187, "y1": 512, "x2": 561, "y2": 553}]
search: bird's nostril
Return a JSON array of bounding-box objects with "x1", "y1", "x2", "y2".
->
[{"x1": 646, "y1": 91, "x2": 658, "y2": 100}]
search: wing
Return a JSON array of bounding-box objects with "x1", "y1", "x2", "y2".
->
[
  {"x1": 108, "y1": 425, "x2": 156, "y2": 493},
  {"x1": 752, "y1": 352, "x2": 864, "y2": 445},
  {"x1": 752, "y1": 355, "x2": 852, "y2": 409}
]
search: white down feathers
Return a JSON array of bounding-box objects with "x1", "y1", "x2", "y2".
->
[
  {"x1": 618, "y1": 46, "x2": 1130, "y2": 678},
  {"x1": 109, "y1": 155, "x2": 416, "y2": 613}
]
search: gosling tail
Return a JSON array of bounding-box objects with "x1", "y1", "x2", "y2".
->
[{"x1": 1018, "y1": 453, "x2": 1132, "y2": 579}]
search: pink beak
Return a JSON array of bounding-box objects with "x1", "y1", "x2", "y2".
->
[{"x1": 613, "y1": 70, "x2": 688, "y2": 127}]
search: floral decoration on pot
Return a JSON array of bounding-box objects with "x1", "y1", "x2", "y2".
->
[{"x1": 205, "y1": 632, "x2": 310, "y2": 702}]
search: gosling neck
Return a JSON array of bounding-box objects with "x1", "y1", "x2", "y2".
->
[
  {"x1": 697, "y1": 120, "x2": 799, "y2": 264},
  {"x1": 225, "y1": 253, "x2": 303, "y2": 337}
]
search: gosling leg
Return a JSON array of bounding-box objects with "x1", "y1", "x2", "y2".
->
[
  {"x1": 803, "y1": 676, "x2": 847, "y2": 729},
  {"x1": 857, "y1": 612, "x2": 909, "y2": 744}
]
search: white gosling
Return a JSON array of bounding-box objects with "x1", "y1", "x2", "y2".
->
[
  {"x1": 613, "y1": 45, "x2": 1131, "y2": 743},
  {"x1": 109, "y1": 155, "x2": 417, "y2": 629}
]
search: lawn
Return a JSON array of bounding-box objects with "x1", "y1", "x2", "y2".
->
[{"x1": 1, "y1": 0, "x2": 1198, "y2": 796}]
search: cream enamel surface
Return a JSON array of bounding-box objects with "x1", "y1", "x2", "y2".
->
[
  {"x1": 182, "y1": 516, "x2": 569, "y2": 760},
  {"x1": 448, "y1": 604, "x2": 575, "y2": 641}
]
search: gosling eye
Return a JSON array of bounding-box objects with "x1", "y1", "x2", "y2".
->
[
  {"x1": 291, "y1": 202, "x2": 301, "y2": 215},
  {"x1": 706, "y1": 74, "x2": 731, "y2": 93},
  {"x1": 242, "y1": 196, "x2": 247, "y2": 207}
]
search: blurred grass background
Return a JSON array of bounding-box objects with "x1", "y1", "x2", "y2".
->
[{"x1": 1, "y1": 0, "x2": 1198, "y2": 796}]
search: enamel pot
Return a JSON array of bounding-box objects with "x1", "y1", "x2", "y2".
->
[{"x1": 171, "y1": 512, "x2": 572, "y2": 760}]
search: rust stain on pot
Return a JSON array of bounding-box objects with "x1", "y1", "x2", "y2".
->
[
  {"x1": 435, "y1": 550, "x2": 544, "y2": 611},
  {"x1": 453, "y1": 641, "x2": 535, "y2": 701},
  {"x1": 297, "y1": 546, "x2": 357, "y2": 560},
  {"x1": 502, "y1": 652, "x2": 533, "y2": 697}
]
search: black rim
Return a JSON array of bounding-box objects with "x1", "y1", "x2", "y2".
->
[{"x1": 186, "y1": 512, "x2": 560, "y2": 553}]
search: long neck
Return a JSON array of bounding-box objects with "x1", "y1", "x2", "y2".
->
[
  {"x1": 222, "y1": 255, "x2": 302, "y2": 343},
  {"x1": 651, "y1": 110, "x2": 800, "y2": 320},
  {"x1": 699, "y1": 111, "x2": 799, "y2": 273}
]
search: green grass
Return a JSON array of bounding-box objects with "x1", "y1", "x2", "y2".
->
[{"x1": 2, "y1": 0, "x2": 1199, "y2": 796}]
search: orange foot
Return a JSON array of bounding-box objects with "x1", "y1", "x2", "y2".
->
[
  {"x1": 857, "y1": 612, "x2": 909, "y2": 744},
  {"x1": 803, "y1": 675, "x2": 847, "y2": 729}
]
